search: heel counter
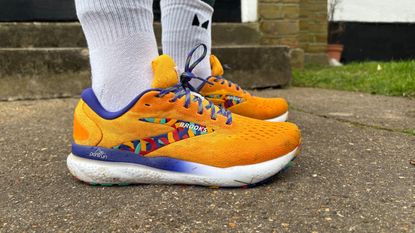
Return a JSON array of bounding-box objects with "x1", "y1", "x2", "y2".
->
[{"x1": 73, "y1": 100, "x2": 102, "y2": 146}]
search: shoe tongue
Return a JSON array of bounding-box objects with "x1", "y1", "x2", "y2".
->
[
  {"x1": 151, "y1": 55, "x2": 179, "y2": 89},
  {"x1": 210, "y1": 55, "x2": 224, "y2": 77}
]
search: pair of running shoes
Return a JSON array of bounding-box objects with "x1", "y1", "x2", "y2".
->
[{"x1": 67, "y1": 44, "x2": 301, "y2": 188}]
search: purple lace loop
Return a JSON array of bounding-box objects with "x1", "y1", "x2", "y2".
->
[
  {"x1": 185, "y1": 44, "x2": 207, "y2": 73},
  {"x1": 157, "y1": 44, "x2": 232, "y2": 125}
]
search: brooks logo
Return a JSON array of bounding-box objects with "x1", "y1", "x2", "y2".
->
[{"x1": 179, "y1": 122, "x2": 208, "y2": 133}]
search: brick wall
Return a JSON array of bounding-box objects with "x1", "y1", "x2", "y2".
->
[
  {"x1": 258, "y1": 0, "x2": 300, "y2": 47},
  {"x1": 299, "y1": 0, "x2": 328, "y2": 53},
  {"x1": 258, "y1": 0, "x2": 328, "y2": 65}
]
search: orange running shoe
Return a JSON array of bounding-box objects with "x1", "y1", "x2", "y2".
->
[
  {"x1": 196, "y1": 54, "x2": 289, "y2": 122},
  {"x1": 67, "y1": 46, "x2": 301, "y2": 187}
]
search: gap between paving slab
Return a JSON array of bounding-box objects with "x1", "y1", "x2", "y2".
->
[{"x1": 255, "y1": 87, "x2": 415, "y2": 136}]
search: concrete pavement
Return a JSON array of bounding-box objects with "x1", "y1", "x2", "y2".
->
[{"x1": 0, "y1": 87, "x2": 414, "y2": 232}]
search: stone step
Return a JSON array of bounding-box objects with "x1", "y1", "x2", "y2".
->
[
  {"x1": 0, "y1": 45, "x2": 291, "y2": 100},
  {"x1": 0, "y1": 22, "x2": 261, "y2": 48}
]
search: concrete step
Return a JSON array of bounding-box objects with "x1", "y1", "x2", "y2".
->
[
  {"x1": 0, "y1": 22, "x2": 261, "y2": 48},
  {"x1": 0, "y1": 45, "x2": 291, "y2": 100}
]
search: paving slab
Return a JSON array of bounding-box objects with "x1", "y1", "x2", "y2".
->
[
  {"x1": 257, "y1": 87, "x2": 415, "y2": 135},
  {"x1": 0, "y1": 88, "x2": 414, "y2": 232}
]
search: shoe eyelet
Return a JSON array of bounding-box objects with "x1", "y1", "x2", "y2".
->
[{"x1": 144, "y1": 104, "x2": 151, "y2": 107}]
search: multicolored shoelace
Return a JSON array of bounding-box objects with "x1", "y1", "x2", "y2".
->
[
  {"x1": 209, "y1": 75, "x2": 247, "y2": 94},
  {"x1": 157, "y1": 44, "x2": 233, "y2": 125}
]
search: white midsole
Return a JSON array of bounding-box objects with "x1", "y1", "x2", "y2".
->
[
  {"x1": 67, "y1": 147, "x2": 298, "y2": 187},
  {"x1": 266, "y1": 111, "x2": 289, "y2": 122}
]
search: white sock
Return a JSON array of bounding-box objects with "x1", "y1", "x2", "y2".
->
[
  {"x1": 160, "y1": 0, "x2": 213, "y2": 87},
  {"x1": 75, "y1": 0, "x2": 158, "y2": 112}
]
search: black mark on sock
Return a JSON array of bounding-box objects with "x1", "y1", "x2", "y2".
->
[
  {"x1": 192, "y1": 14, "x2": 200, "y2": 26},
  {"x1": 201, "y1": 20, "x2": 210, "y2": 29},
  {"x1": 192, "y1": 14, "x2": 209, "y2": 30}
]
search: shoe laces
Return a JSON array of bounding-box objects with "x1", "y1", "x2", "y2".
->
[
  {"x1": 157, "y1": 44, "x2": 233, "y2": 125},
  {"x1": 210, "y1": 75, "x2": 247, "y2": 94}
]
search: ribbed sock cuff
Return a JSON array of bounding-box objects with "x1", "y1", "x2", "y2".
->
[{"x1": 75, "y1": 0, "x2": 155, "y2": 49}]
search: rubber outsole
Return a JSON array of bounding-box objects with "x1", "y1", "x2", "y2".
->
[
  {"x1": 82, "y1": 160, "x2": 296, "y2": 189},
  {"x1": 265, "y1": 111, "x2": 289, "y2": 122},
  {"x1": 67, "y1": 146, "x2": 300, "y2": 188}
]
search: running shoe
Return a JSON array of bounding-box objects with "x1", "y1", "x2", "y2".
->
[
  {"x1": 196, "y1": 54, "x2": 289, "y2": 122},
  {"x1": 67, "y1": 45, "x2": 301, "y2": 187}
]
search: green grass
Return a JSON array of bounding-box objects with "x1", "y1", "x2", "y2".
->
[{"x1": 292, "y1": 60, "x2": 415, "y2": 97}]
